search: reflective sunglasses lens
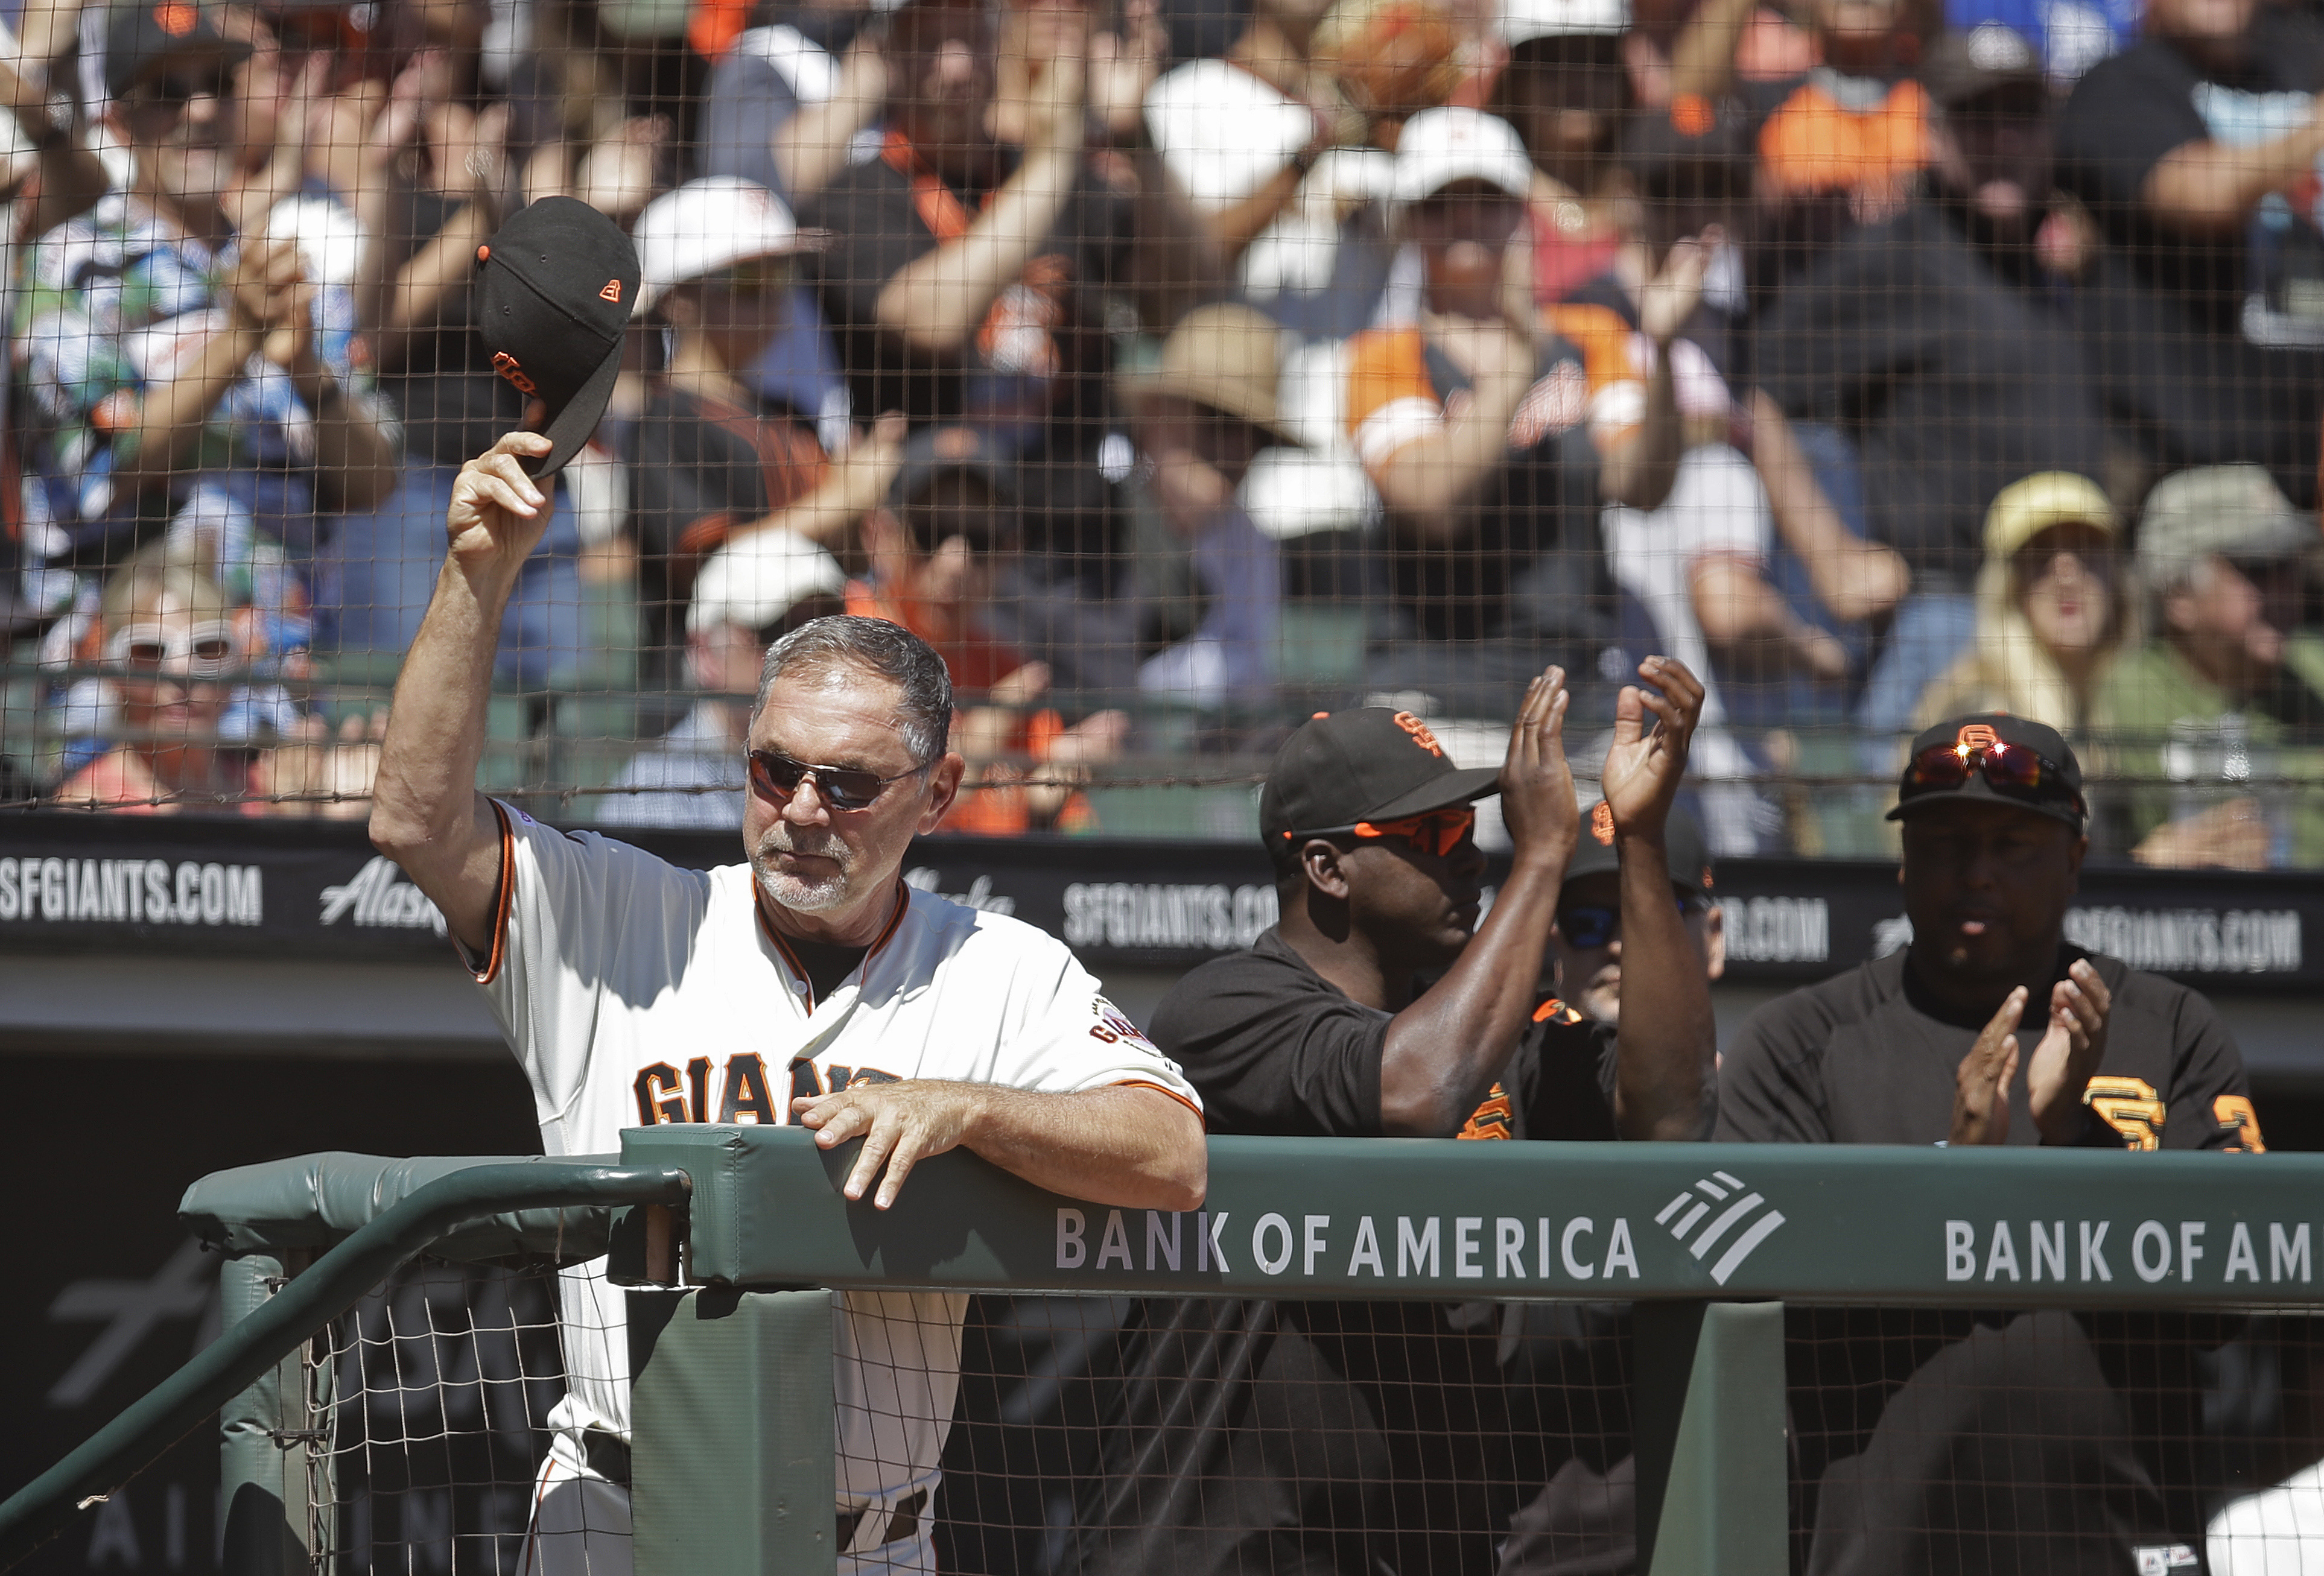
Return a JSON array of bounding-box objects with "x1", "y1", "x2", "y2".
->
[
  {"x1": 123, "y1": 641, "x2": 169, "y2": 665},
  {"x1": 1561, "y1": 907, "x2": 1616, "y2": 948},
  {"x1": 1980, "y1": 741, "x2": 2044, "y2": 790},
  {"x1": 749, "y1": 752, "x2": 807, "y2": 799},
  {"x1": 1908, "y1": 746, "x2": 1969, "y2": 789},
  {"x1": 816, "y1": 770, "x2": 886, "y2": 811}
]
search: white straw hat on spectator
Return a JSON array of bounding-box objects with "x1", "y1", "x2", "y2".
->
[
  {"x1": 1390, "y1": 107, "x2": 1534, "y2": 210},
  {"x1": 633, "y1": 177, "x2": 804, "y2": 314},
  {"x1": 1145, "y1": 59, "x2": 1316, "y2": 215},
  {"x1": 688, "y1": 528, "x2": 846, "y2": 636},
  {"x1": 1499, "y1": 0, "x2": 1629, "y2": 45}
]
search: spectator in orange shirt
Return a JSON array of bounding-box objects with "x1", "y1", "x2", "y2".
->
[
  {"x1": 1342, "y1": 106, "x2": 1689, "y2": 719},
  {"x1": 846, "y1": 425, "x2": 1126, "y2": 833},
  {"x1": 1741, "y1": 0, "x2": 1933, "y2": 294}
]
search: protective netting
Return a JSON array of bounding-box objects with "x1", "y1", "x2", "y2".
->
[
  {"x1": 301, "y1": 1258, "x2": 583, "y2": 1575},
  {"x1": 283, "y1": 1279, "x2": 2324, "y2": 1574},
  {"x1": 5, "y1": 0, "x2": 2324, "y2": 862}
]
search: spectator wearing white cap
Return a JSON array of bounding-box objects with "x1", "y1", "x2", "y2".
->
[
  {"x1": 596, "y1": 527, "x2": 849, "y2": 829},
  {"x1": 1341, "y1": 106, "x2": 1692, "y2": 718},
  {"x1": 625, "y1": 176, "x2": 903, "y2": 696}
]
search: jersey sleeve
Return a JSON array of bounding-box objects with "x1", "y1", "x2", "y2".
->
[
  {"x1": 977, "y1": 925, "x2": 1204, "y2": 1118},
  {"x1": 1714, "y1": 995, "x2": 1835, "y2": 1144},
  {"x1": 462, "y1": 801, "x2": 711, "y2": 1127},
  {"x1": 1149, "y1": 955, "x2": 1388, "y2": 1138},
  {"x1": 1344, "y1": 328, "x2": 1444, "y2": 475}
]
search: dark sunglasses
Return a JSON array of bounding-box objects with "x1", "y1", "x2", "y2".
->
[
  {"x1": 1557, "y1": 896, "x2": 1690, "y2": 950},
  {"x1": 1902, "y1": 739, "x2": 2084, "y2": 818},
  {"x1": 1290, "y1": 808, "x2": 1477, "y2": 859},
  {"x1": 746, "y1": 747, "x2": 929, "y2": 812}
]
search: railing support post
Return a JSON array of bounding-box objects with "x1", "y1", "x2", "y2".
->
[
  {"x1": 630, "y1": 1287, "x2": 836, "y2": 1576},
  {"x1": 218, "y1": 1253, "x2": 310, "y2": 1576},
  {"x1": 1633, "y1": 1300, "x2": 1786, "y2": 1576}
]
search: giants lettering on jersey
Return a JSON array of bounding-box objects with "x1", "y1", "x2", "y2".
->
[{"x1": 633, "y1": 1055, "x2": 902, "y2": 1125}]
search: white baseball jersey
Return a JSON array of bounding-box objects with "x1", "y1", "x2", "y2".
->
[{"x1": 466, "y1": 802, "x2": 1202, "y2": 1527}]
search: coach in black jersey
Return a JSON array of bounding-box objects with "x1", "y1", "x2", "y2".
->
[
  {"x1": 1072, "y1": 657, "x2": 1715, "y2": 1576},
  {"x1": 1718, "y1": 711, "x2": 2263, "y2": 1572}
]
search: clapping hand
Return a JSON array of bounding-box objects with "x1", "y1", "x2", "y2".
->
[
  {"x1": 1599, "y1": 655, "x2": 1704, "y2": 840},
  {"x1": 1948, "y1": 960, "x2": 2111, "y2": 1147},
  {"x1": 1499, "y1": 666, "x2": 1579, "y2": 873}
]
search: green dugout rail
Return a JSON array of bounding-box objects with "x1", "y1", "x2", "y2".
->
[{"x1": 7, "y1": 1129, "x2": 2324, "y2": 1575}]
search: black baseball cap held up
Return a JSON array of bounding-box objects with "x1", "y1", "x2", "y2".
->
[
  {"x1": 475, "y1": 197, "x2": 640, "y2": 480},
  {"x1": 1260, "y1": 709, "x2": 1502, "y2": 867},
  {"x1": 1889, "y1": 712, "x2": 2087, "y2": 831},
  {"x1": 106, "y1": 2, "x2": 253, "y2": 101}
]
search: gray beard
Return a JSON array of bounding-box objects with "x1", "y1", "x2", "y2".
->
[{"x1": 751, "y1": 831, "x2": 856, "y2": 914}]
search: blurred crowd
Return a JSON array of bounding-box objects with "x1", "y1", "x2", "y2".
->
[{"x1": 3, "y1": 0, "x2": 2324, "y2": 861}]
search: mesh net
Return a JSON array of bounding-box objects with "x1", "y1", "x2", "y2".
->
[
  {"x1": 299, "y1": 1256, "x2": 592, "y2": 1576},
  {"x1": 271, "y1": 1277, "x2": 2324, "y2": 1574},
  {"x1": 0, "y1": 0, "x2": 2319, "y2": 861}
]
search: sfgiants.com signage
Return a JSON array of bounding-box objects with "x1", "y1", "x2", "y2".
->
[{"x1": 0, "y1": 814, "x2": 2315, "y2": 987}]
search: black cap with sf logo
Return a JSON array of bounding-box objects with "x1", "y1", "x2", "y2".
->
[{"x1": 475, "y1": 197, "x2": 640, "y2": 479}]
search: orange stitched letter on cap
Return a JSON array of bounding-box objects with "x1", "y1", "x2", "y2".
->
[
  {"x1": 1393, "y1": 712, "x2": 1444, "y2": 758},
  {"x1": 1957, "y1": 723, "x2": 2000, "y2": 753},
  {"x1": 154, "y1": 2, "x2": 196, "y2": 36},
  {"x1": 599, "y1": 279, "x2": 622, "y2": 302},
  {"x1": 1590, "y1": 802, "x2": 1615, "y2": 845},
  {"x1": 490, "y1": 351, "x2": 538, "y2": 395}
]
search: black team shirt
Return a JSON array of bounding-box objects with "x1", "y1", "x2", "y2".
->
[
  {"x1": 1716, "y1": 946, "x2": 2262, "y2": 1565},
  {"x1": 1073, "y1": 928, "x2": 1619, "y2": 1576},
  {"x1": 1716, "y1": 945, "x2": 2259, "y2": 1151}
]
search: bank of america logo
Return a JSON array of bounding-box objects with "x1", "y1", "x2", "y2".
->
[{"x1": 1656, "y1": 1171, "x2": 1787, "y2": 1286}]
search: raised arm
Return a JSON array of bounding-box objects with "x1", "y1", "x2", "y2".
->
[
  {"x1": 1598, "y1": 232, "x2": 1713, "y2": 513},
  {"x1": 368, "y1": 431, "x2": 554, "y2": 953},
  {"x1": 874, "y1": 41, "x2": 1086, "y2": 352},
  {"x1": 773, "y1": 33, "x2": 887, "y2": 201},
  {"x1": 2142, "y1": 101, "x2": 2324, "y2": 232},
  {"x1": 1367, "y1": 315, "x2": 1538, "y2": 529},
  {"x1": 1375, "y1": 668, "x2": 1581, "y2": 1135},
  {"x1": 1596, "y1": 656, "x2": 1715, "y2": 1141},
  {"x1": 793, "y1": 1081, "x2": 1207, "y2": 1211}
]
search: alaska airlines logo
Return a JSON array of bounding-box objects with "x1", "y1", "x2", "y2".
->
[{"x1": 1656, "y1": 1170, "x2": 1787, "y2": 1286}]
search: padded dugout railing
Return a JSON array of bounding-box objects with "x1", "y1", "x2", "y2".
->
[{"x1": 8, "y1": 1128, "x2": 2324, "y2": 1574}]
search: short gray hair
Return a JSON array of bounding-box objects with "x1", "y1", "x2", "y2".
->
[{"x1": 754, "y1": 615, "x2": 954, "y2": 765}]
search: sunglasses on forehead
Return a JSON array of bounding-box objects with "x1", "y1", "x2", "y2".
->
[
  {"x1": 1902, "y1": 739, "x2": 2084, "y2": 818},
  {"x1": 747, "y1": 747, "x2": 931, "y2": 812}
]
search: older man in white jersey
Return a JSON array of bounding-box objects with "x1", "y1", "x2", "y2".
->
[{"x1": 371, "y1": 431, "x2": 1208, "y2": 1575}]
